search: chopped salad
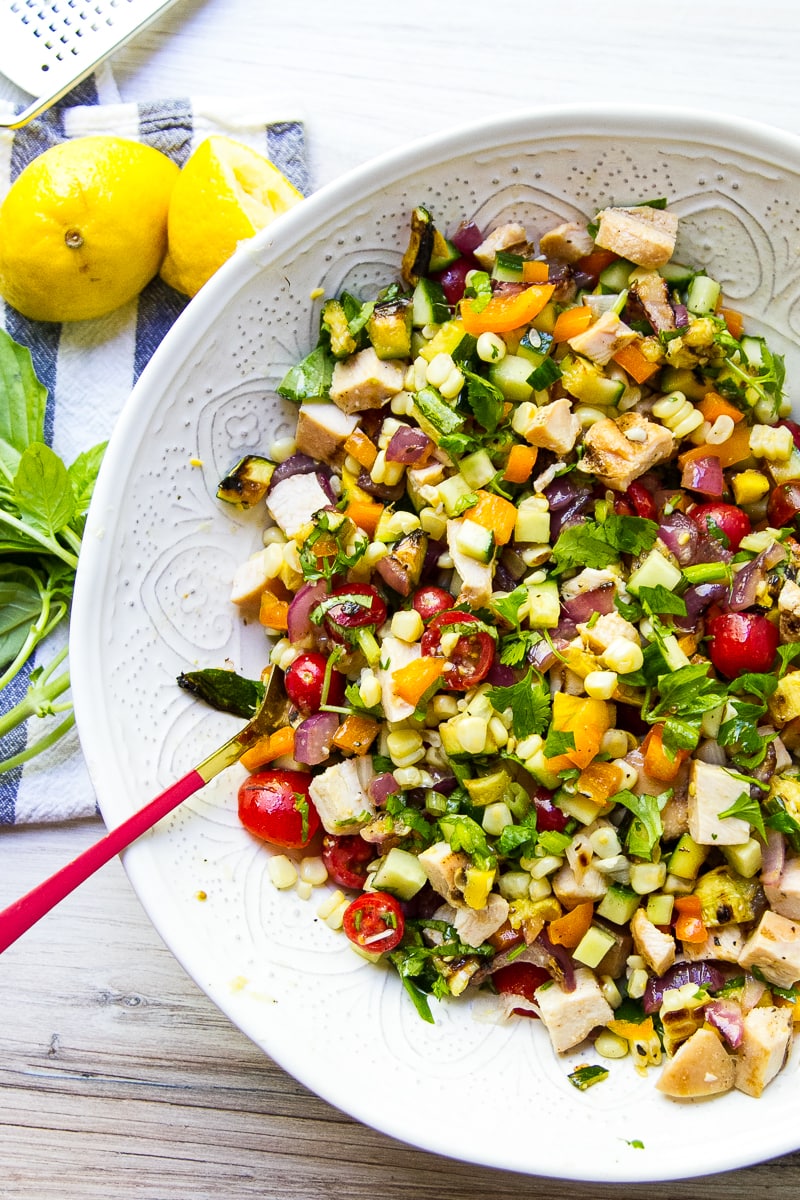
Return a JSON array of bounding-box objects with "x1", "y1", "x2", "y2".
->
[{"x1": 192, "y1": 196, "x2": 800, "y2": 1101}]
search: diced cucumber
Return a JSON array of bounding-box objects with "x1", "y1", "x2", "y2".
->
[
  {"x1": 596, "y1": 883, "x2": 640, "y2": 926},
  {"x1": 488, "y1": 353, "x2": 535, "y2": 403},
  {"x1": 418, "y1": 319, "x2": 467, "y2": 361},
  {"x1": 371, "y1": 847, "x2": 428, "y2": 900},
  {"x1": 573, "y1": 924, "x2": 618, "y2": 969},
  {"x1": 599, "y1": 259, "x2": 635, "y2": 292},
  {"x1": 437, "y1": 472, "x2": 475, "y2": 516},
  {"x1": 645, "y1": 892, "x2": 675, "y2": 926},
  {"x1": 429, "y1": 238, "x2": 460, "y2": 273},
  {"x1": 627, "y1": 548, "x2": 683, "y2": 594},
  {"x1": 515, "y1": 499, "x2": 551, "y2": 544},
  {"x1": 686, "y1": 274, "x2": 720, "y2": 315},
  {"x1": 560, "y1": 355, "x2": 625, "y2": 407},
  {"x1": 412, "y1": 277, "x2": 450, "y2": 328},
  {"x1": 464, "y1": 769, "x2": 512, "y2": 807},
  {"x1": 667, "y1": 833, "x2": 709, "y2": 880},
  {"x1": 658, "y1": 632, "x2": 692, "y2": 673},
  {"x1": 412, "y1": 386, "x2": 463, "y2": 441},
  {"x1": 740, "y1": 335, "x2": 765, "y2": 370},
  {"x1": 526, "y1": 579, "x2": 560, "y2": 628},
  {"x1": 492, "y1": 251, "x2": 525, "y2": 282},
  {"x1": 459, "y1": 448, "x2": 496, "y2": 489},
  {"x1": 454, "y1": 518, "x2": 495, "y2": 563},
  {"x1": 531, "y1": 300, "x2": 557, "y2": 333},
  {"x1": 658, "y1": 261, "x2": 695, "y2": 288},
  {"x1": 659, "y1": 366, "x2": 706, "y2": 401},
  {"x1": 517, "y1": 328, "x2": 554, "y2": 365},
  {"x1": 554, "y1": 789, "x2": 601, "y2": 825},
  {"x1": 722, "y1": 838, "x2": 763, "y2": 879}
]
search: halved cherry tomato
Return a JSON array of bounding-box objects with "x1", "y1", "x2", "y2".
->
[
  {"x1": 322, "y1": 834, "x2": 374, "y2": 890},
  {"x1": 492, "y1": 961, "x2": 551, "y2": 1017},
  {"x1": 342, "y1": 891, "x2": 405, "y2": 953},
  {"x1": 768, "y1": 481, "x2": 800, "y2": 528},
  {"x1": 532, "y1": 788, "x2": 570, "y2": 832},
  {"x1": 284, "y1": 651, "x2": 345, "y2": 714},
  {"x1": 238, "y1": 769, "x2": 319, "y2": 849},
  {"x1": 322, "y1": 583, "x2": 387, "y2": 643},
  {"x1": 420, "y1": 609, "x2": 495, "y2": 690},
  {"x1": 690, "y1": 502, "x2": 751, "y2": 551},
  {"x1": 412, "y1": 585, "x2": 456, "y2": 623},
  {"x1": 625, "y1": 480, "x2": 656, "y2": 521},
  {"x1": 707, "y1": 612, "x2": 779, "y2": 679}
]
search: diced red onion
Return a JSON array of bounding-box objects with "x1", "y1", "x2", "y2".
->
[
  {"x1": 431, "y1": 774, "x2": 459, "y2": 795},
  {"x1": 357, "y1": 467, "x2": 404, "y2": 502},
  {"x1": 270, "y1": 453, "x2": 325, "y2": 488},
  {"x1": 704, "y1": 999, "x2": 744, "y2": 1049},
  {"x1": 742, "y1": 975, "x2": 767, "y2": 1012},
  {"x1": 535, "y1": 929, "x2": 576, "y2": 993},
  {"x1": 451, "y1": 220, "x2": 483, "y2": 255},
  {"x1": 761, "y1": 828, "x2": 786, "y2": 889},
  {"x1": 672, "y1": 302, "x2": 690, "y2": 327},
  {"x1": 544, "y1": 477, "x2": 590, "y2": 512},
  {"x1": 681, "y1": 454, "x2": 724, "y2": 497},
  {"x1": 695, "y1": 739, "x2": 728, "y2": 766},
  {"x1": 658, "y1": 513, "x2": 698, "y2": 565},
  {"x1": 549, "y1": 495, "x2": 593, "y2": 539},
  {"x1": 675, "y1": 581, "x2": 728, "y2": 630},
  {"x1": 368, "y1": 772, "x2": 400, "y2": 807},
  {"x1": 643, "y1": 961, "x2": 726, "y2": 1013},
  {"x1": 375, "y1": 552, "x2": 413, "y2": 596},
  {"x1": 554, "y1": 615, "x2": 579, "y2": 642},
  {"x1": 293, "y1": 711, "x2": 339, "y2": 766},
  {"x1": 530, "y1": 639, "x2": 559, "y2": 672},
  {"x1": 286, "y1": 580, "x2": 327, "y2": 642},
  {"x1": 385, "y1": 425, "x2": 432, "y2": 464},
  {"x1": 694, "y1": 533, "x2": 733, "y2": 566},
  {"x1": 487, "y1": 662, "x2": 520, "y2": 687},
  {"x1": 562, "y1": 585, "x2": 616, "y2": 624}
]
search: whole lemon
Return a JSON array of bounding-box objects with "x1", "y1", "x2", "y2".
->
[
  {"x1": 160, "y1": 136, "x2": 303, "y2": 298},
  {"x1": 0, "y1": 135, "x2": 179, "y2": 322}
]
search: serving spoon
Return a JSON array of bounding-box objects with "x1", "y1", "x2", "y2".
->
[{"x1": 0, "y1": 666, "x2": 286, "y2": 955}]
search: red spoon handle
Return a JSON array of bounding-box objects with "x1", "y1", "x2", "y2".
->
[{"x1": 0, "y1": 768, "x2": 205, "y2": 954}]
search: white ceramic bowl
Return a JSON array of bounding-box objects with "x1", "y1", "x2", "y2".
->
[{"x1": 71, "y1": 107, "x2": 800, "y2": 1183}]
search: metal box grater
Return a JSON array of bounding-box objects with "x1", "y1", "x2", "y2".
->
[{"x1": 0, "y1": 0, "x2": 181, "y2": 128}]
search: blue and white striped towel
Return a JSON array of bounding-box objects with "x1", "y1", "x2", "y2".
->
[{"x1": 0, "y1": 66, "x2": 309, "y2": 824}]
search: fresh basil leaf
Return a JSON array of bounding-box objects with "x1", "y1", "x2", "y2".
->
[
  {"x1": 277, "y1": 346, "x2": 334, "y2": 402},
  {"x1": 177, "y1": 668, "x2": 265, "y2": 718},
  {"x1": 67, "y1": 441, "x2": 107, "y2": 516},
  {"x1": 0, "y1": 327, "x2": 47, "y2": 487},
  {"x1": 13, "y1": 442, "x2": 75, "y2": 536},
  {"x1": 0, "y1": 576, "x2": 43, "y2": 668}
]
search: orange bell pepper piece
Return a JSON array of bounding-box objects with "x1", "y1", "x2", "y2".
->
[
  {"x1": 674, "y1": 894, "x2": 707, "y2": 944},
  {"x1": 463, "y1": 490, "x2": 518, "y2": 545},
  {"x1": 697, "y1": 391, "x2": 744, "y2": 425},
  {"x1": 331, "y1": 713, "x2": 379, "y2": 756},
  {"x1": 259, "y1": 593, "x2": 289, "y2": 631},
  {"x1": 503, "y1": 443, "x2": 538, "y2": 483},
  {"x1": 460, "y1": 284, "x2": 555, "y2": 335},
  {"x1": 678, "y1": 421, "x2": 752, "y2": 470},
  {"x1": 522, "y1": 260, "x2": 550, "y2": 283},
  {"x1": 720, "y1": 307, "x2": 744, "y2": 339},
  {"x1": 576, "y1": 760, "x2": 625, "y2": 806},
  {"x1": 612, "y1": 341, "x2": 660, "y2": 384},
  {"x1": 548, "y1": 901, "x2": 595, "y2": 949},
  {"x1": 392, "y1": 656, "x2": 446, "y2": 707},
  {"x1": 642, "y1": 723, "x2": 688, "y2": 783},
  {"x1": 552, "y1": 305, "x2": 594, "y2": 343},
  {"x1": 343, "y1": 429, "x2": 378, "y2": 469},
  {"x1": 573, "y1": 248, "x2": 618, "y2": 284},
  {"x1": 545, "y1": 694, "x2": 613, "y2": 772},
  {"x1": 344, "y1": 499, "x2": 384, "y2": 538},
  {"x1": 240, "y1": 725, "x2": 296, "y2": 772},
  {"x1": 608, "y1": 1015, "x2": 655, "y2": 1041}
]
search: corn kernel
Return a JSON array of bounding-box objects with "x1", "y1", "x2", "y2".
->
[
  {"x1": 482, "y1": 801, "x2": 513, "y2": 836},
  {"x1": 528, "y1": 876, "x2": 553, "y2": 901},
  {"x1": 262, "y1": 526, "x2": 286, "y2": 546},
  {"x1": 498, "y1": 870, "x2": 533, "y2": 901},
  {"x1": 450, "y1": 714, "x2": 488, "y2": 754},
  {"x1": 706, "y1": 414, "x2": 735, "y2": 445},
  {"x1": 599, "y1": 975, "x2": 623, "y2": 1009},
  {"x1": 602, "y1": 638, "x2": 644, "y2": 674},
  {"x1": 269, "y1": 436, "x2": 296, "y2": 463},
  {"x1": 295, "y1": 879, "x2": 313, "y2": 901},
  {"x1": 386, "y1": 729, "x2": 424, "y2": 763},
  {"x1": 476, "y1": 332, "x2": 506, "y2": 362},
  {"x1": 390, "y1": 608, "x2": 424, "y2": 644},
  {"x1": 584, "y1": 669, "x2": 618, "y2": 700},
  {"x1": 529, "y1": 854, "x2": 564, "y2": 879},
  {"x1": 426, "y1": 352, "x2": 456, "y2": 389},
  {"x1": 627, "y1": 968, "x2": 649, "y2": 999},
  {"x1": 612, "y1": 758, "x2": 639, "y2": 789},
  {"x1": 630, "y1": 861, "x2": 667, "y2": 894},
  {"x1": 595, "y1": 1030, "x2": 629, "y2": 1060},
  {"x1": 317, "y1": 888, "x2": 346, "y2": 921},
  {"x1": 393, "y1": 766, "x2": 423, "y2": 788},
  {"x1": 419, "y1": 506, "x2": 448, "y2": 539},
  {"x1": 749, "y1": 422, "x2": 794, "y2": 461},
  {"x1": 487, "y1": 716, "x2": 509, "y2": 747},
  {"x1": 358, "y1": 669, "x2": 383, "y2": 710},
  {"x1": 299, "y1": 856, "x2": 328, "y2": 886},
  {"x1": 268, "y1": 855, "x2": 298, "y2": 890},
  {"x1": 515, "y1": 733, "x2": 544, "y2": 760},
  {"x1": 325, "y1": 897, "x2": 350, "y2": 931},
  {"x1": 371, "y1": 449, "x2": 405, "y2": 487},
  {"x1": 575, "y1": 405, "x2": 610, "y2": 428},
  {"x1": 439, "y1": 367, "x2": 465, "y2": 399},
  {"x1": 432, "y1": 694, "x2": 459, "y2": 720},
  {"x1": 390, "y1": 390, "x2": 415, "y2": 416},
  {"x1": 600, "y1": 728, "x2": 632, "y2": 759},
  {"x1": 590, "y1": 827, "x2": 622, "y2": 859}
]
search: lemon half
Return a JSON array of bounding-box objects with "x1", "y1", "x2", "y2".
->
[
  {"x1": 159, "y1": 136, "x2": 303, "y2": 298},
  {"x1": 0, "y1": 135, "x2": 179, "y2": 323}
]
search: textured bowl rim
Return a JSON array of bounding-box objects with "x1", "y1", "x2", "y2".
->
[{"x1": 72, "y1": 103, "x2": 800, "y2": 1183}]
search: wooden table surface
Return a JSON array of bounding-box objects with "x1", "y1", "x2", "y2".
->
[{"x1": 4, "y1": 2, "x2": 800, "y2": 1195}]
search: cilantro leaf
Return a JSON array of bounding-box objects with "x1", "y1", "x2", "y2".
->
[
  {"x1": 499, "y1": 628, "x2": 542, "y2": 666},
  {"x1": 543, "y1": 727, "x2": 575, "y2": 758},
  {"x1": 462, "y1": 369, "x2": 504, "y2": 434},
  {"x1": 495, "y1": 811, "x2": 538, "y2": 858},
  {"x1": 613, "y1": 789, "x2": 669, "y2": 860},
  {"x1": 491, "y1": 585, "x2": 528, "y2": 628},
  {"x1": 638, "y1": 585, "x2": 687, "y2": 617},
  {"x1": 439, "y1": 814, "x2": 496, "y2": 870},
  {"x1": 644, "y1": 663, "x2": 727, "y2": 753},
  {"x1": 717, "y1": 789, "x2": 767, "y2": 840},
  {"x1": 551, "y1": 514, "x2": 658, "y2": 573},
  {"x1": 487, "y1": 668, "x2": 550, "y2": 741}
]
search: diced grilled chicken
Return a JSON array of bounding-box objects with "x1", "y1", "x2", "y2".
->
[
  {"x1": 578, "y1": 412, "x2": 675, "y2": 491},
  {"x1": 472, "y1": 222, "x2": 530, "y2": 269},
  {"x1": 682, "y1": 923, "x2": 744, "y2": 965},
  {"x1": 577, "y1": 610, "x2": 640, "y2": 654},
  {"x1": 560, "y1": 567, "x2": 625, "y2": 602},
  {"x1": 308, "y1": 758, "x2": 376, "y2": 835},
  {"x1": 656, "y1": 1027, "x2": 734, "y2": 1098},
  {"x1": 552, "y1": 861, "x2": 608, "y2": 906},
  {"x1": 533, "y1": 968, "x2": 614, "y2": 1054},
  {"x1": 453, "y1": 893, "x2": 510, "y2": 948},
  {"x1": 417, "y1": 841, "x2": 470, "y2": 907},
  {"x1": 687, "y1": 760, "x2": 751, "y2": 846},
  {"x1": 329, "y1": 346, "x2": 406, "y2": 414},
  {"x1": 739, "y1": 910, "x2": 800, "y2": 988},
  {"x1": 230, "y1": 548, "x2": 278, "y2": 609},
  {"x1": 539, "y1": 220, "x2": 594, "y2": 264},
  {"x1": 446, "y1": 519, "x2": 494, "y2": 609},
  {"x1": 567, "y1": 310, "x2": 638, "y2": 365},
  {"x1": 630, "y1": 270, "x2": 676, "y2": 333},
  {"x1": 734, "y1": 1006, "x2": 793, "y2": 1098},
  {"x1": 593, "y1": 205, "x2": 679, "y2": 269},
  {"x1": 630, "y1": 908, "x2": 676, "y2": 976},
  {"x1": 764, "y1": 854, "x2": 800, "y2": 920},
  {"x1": 375, "y1": 634, "x2": 420, "y2": 723},
  {"x1": 265, "y1": 474, "x2": 331, "y2": 538},
  {"x1": 511, "y1": 396, "x2": 581, "y2": 456},
  {"x1": 295, "y1": 401, "x2": 359, "y2": 466},
  {"x1": 778, "y1": 578, "x2": 800, "y2": 643}
]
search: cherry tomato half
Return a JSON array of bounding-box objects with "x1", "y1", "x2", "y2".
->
[
  {"x1": 492, "y1": 961, "x2": 551, "y2": 1017},
  {"x1": 238, "y1": 769, "x2": 320, "y2": 849},
  {"x1": 707, "y1": 612, "x2": 779, "y2": 679},
  {"x1": 322, "y1": 834, "x2": 374, "y2": 890},
  {"x1": 533, "y1": 788, "x2": 570, "y2": 833},
  {"x1": 412, "y1": 585, "x2": 456, "y2": 623},
  {"x1": 420, "y1": 610, "x2": 495, "y2": 691},
  {"x1": 342, "y1": 891, "x2": 405, "y2": 954},
  {"x1": 690, "y1": 502, "x2": 751, "y2": 551},
  {"x1": 768, "y1": 481, "x2": 800, "y2": 528},
  {"x1": 284, "y1": 651, "x2": 345, "y2": 714},
  {"x1": 624, "y1": 480, "x2": 656, "y2": 521},
  {"x1": 323, "y1": 583, "x2": 387, "y2": 643}
]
